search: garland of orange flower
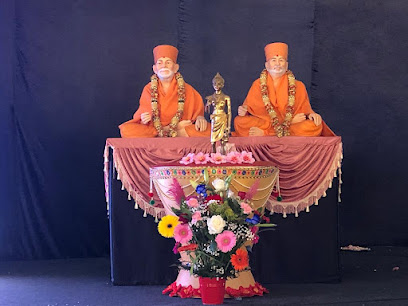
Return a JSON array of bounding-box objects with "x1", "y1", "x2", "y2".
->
[
  {"x1": 151, "y1": 72, "x2": 185, "y2": 137},
  {"x1": 260, "y1": 69, "x2": 296, "y2": 137}
]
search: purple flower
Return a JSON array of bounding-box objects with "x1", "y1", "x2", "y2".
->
[
  {"x1": 245, "y1": 214, "x2": 260, "y2": 225},
  {"x1": 196, "y1": 184, "x2": 207, "y2": 195}
]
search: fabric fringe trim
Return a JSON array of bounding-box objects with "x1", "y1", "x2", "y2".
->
[
  {"x1": 103, "y1": 144, "x2": 166, "y2": 220},
  {"x1": 266, "y1": 142, "x2": 343, "y2": 217},
  {"x1": 103, "y1": 145, "x2": 110, "y2": 213},
  {"x1": 104, "y1": 142, "x2": 343, "y2": 219},
  {"x1": 162, "y1": 281, "x2": 268, "y2": 298}
]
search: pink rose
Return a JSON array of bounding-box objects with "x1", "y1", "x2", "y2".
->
[
  {"x1": 186, "y1": 197, "x2": 199, "y2": 208},
  {"x1": 191, "y1": 211, "x2": 202, "y2": 224},
  {"x1": 240, "y1": 202, "x2": 253, "y2": 214}
]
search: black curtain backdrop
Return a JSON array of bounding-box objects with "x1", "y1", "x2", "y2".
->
[
  {"x1": 312, "y1": 0, "x2": 408, "y2": 246},
  {"x1": 0, "y1": 0, "x2": 407, "y2": 260},
  {"x1": 176, "y1": 0, "x2": 314, "y2": 110},
  {"x1": 0, "y1": 0, "x2": 16, "y2": 259}
]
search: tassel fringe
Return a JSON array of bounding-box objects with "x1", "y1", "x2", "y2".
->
[{"x1": 265, "y1": 142, "x2": 343, "y2": 217}]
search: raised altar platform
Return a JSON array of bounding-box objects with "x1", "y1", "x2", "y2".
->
[{"x1": 104, "y1": 136, "x2": 342, "y2": 285}]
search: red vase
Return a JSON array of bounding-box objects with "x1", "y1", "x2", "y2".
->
[{"x1": 199, "y1": 277, "x2": 226, "y2": 305}]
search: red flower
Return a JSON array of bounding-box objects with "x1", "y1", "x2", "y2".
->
[
  {"x1": 262, "y1": 216, "x2": 270, "y2": 223},
  {"x1": 231, "y1": 249, "x2": 249, "y2": 271},
  {"x1": 250, "y1": 226, "x2": 259, "y2": 235},
  {"x1": 205, "y1": 195, "x2": 222, "y2": 203},
  {"x1": 178, "y1": 213, "x2": 189, "y2": 224},
  {"x1": 253, "y1": 235, "x2": 259, "y2": 244},
  {"x1": 177, "y1": 243, "x2": 198, "y2": 252},
  {"x1": 238, "y1": 191, "x2": 246, "y2": 200}
]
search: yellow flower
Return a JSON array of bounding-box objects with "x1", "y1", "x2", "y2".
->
[{"x1": 157, "y1": 215, "x2": 179, "y2": 238}]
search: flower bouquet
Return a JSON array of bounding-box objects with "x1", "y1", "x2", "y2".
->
[{"x1": 157, "y1": 169, "x2": 275, "y2": 304}]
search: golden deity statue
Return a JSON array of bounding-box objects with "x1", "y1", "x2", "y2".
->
[{"x1": 205, "y1": 73, "x2": 232, "y2": 154}]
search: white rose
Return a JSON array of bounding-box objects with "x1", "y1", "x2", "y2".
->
[
  {"x1": 212, "y1": 179, "x2": 226, "y2": 192},
  {"x1": 207, "y1": 215, "x2": 226, "y2": 235}
]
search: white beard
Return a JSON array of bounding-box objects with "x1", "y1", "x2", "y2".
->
[
  {"x1": 267, "y1": 66, "x2": 286, "y2": 78},
  {"x1": 157, "y1": 68, "x2": 175, "y2": 80}
]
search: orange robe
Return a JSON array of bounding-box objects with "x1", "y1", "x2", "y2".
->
[
  {"x1": 119, "y1": 76, "x2": 210, "y2": 138},
  {"x1": 234, "y1": 73, "x2": 334, "y2": 136}
]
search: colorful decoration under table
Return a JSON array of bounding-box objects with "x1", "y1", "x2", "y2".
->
[
  {"x1": 151, "y1": 153, "x2": 279, "y2": 301},
  {"x1": 150, "y1": 161, "x2": 279, "y2": 216}
]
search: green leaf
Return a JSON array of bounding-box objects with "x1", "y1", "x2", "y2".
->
[
  {"x1": 224, "y1": 173, "x2": 235, "y2": 190},
  {"x1": 204, "y1": 168, "x2": 209, "y2": 184},
  {"x1": 256, "y1": 223, "x2": 277, "y2": 227}
]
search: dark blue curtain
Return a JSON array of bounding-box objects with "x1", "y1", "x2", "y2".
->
[
  {"x1": 313, "y1": 0, "x2": 408, "y2": 246},
  {"x1": 0, "y1": 0, "x2": 17, "y2": 258},
  {"x1": 177, "y1": 0, "x2": 314, "y2": 114},
  {"x1": 1, "y1": 0, "x2": 407, "y2": 260},
  {"x1": 2, "y1": 0, "x2": 180, "y2": 259}
]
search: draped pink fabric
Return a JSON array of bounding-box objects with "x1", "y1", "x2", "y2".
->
[{"x1": 104, "y1": 136, "x2": 342, "y2": 219}]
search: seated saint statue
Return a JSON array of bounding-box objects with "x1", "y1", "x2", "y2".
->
[
  {"x1": 234, "y1": 42, "x2": 334, "y2": 137},
  {"x1": 205, "y1": 73, "x2": 232, "y2": 154},
  {"x1": 119, "y1": 45, "x2": 210, "y2": 138}
]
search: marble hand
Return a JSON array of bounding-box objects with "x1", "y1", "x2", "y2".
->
[
  {"x1": 162, "y1": 125, "x2": 170, "y2": 133},
  {"x1": 195, "y1": 116, "x2": 208, "y2": 131},
  {"x1": 308, "y1": 113, "x2": 322, "y2": 126},
  {"x1": 177, "y1": 120, "x2": 192, "y2": 129},
  {"x1": 238, "y1": 105, "x2": 248, "y2": 116},
  {"x1": 249, "y1": 127, "x2": 264, "y2": 136},
  {"x1": 176, "y1": 121, "x2": 193, "y2": 137},
  {"x1": 175, "y1": 121, "x2": 189, "y2": 137},
  {"x1": 141, "y1": 112, "x2": 151, "y2": 124},
  {"x1": 291, "y1": 113, "x2": 306, "y2": 124}
]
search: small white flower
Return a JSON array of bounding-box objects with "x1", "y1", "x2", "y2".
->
[
  {"x1": 212, "y1": 179, "x2": 226, "y2": 192},
  {"x1": 207, "y1": 215, "x2": 226, "y2": 235},
  {"x1": 204, "y1": 244, "x2": 219, "y2": 256},
  {"x1": 207, "y1": 199, "x2": 219, "y2": 205},
  {"x1": 227, "y1": 223, "x2": 238, "y2": 231}
]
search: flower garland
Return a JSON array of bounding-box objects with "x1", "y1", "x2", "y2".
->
[
  {"x1": 151, "y1": 72, "x2": 185, "y2": 137},
  {"x1": 260, "y1": 69, "x2": 296, "y2": 137},
  {"x1": 179, "y1": 151, "x2": 255, "y2": 165}
]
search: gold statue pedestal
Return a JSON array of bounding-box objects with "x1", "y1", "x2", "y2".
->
[{"x1": 151, "y1": 162, "x2": 279, "y2": 298}]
